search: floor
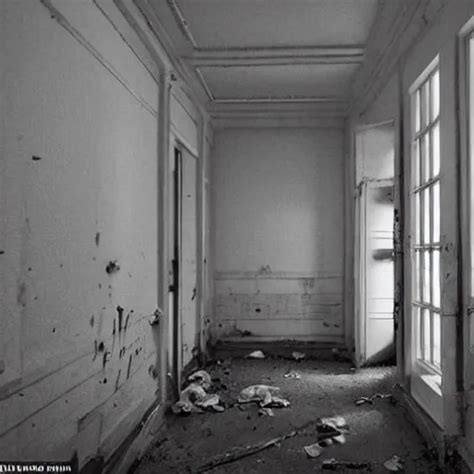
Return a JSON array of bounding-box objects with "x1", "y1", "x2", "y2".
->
[{"x1": 135, "y1": 358, "x2": 441, "y2": 473}]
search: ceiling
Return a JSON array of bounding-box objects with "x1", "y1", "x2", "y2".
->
[{"x1": 139, "y1": 0, "x2": 379, "y2": 119}]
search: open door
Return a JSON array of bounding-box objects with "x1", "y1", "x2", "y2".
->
[
  {"x1": 354, "y1": 121, "x2": 395, "y2": 367},
  {"x1": 355, "y1": 179, "x2": 395, "y2": 366},
  {"x1": 180, "y1": 148, "x2": 198, "y2": 369},
  {"x1": 168, "y1": 144, "x2": 198, "y2": 392}
]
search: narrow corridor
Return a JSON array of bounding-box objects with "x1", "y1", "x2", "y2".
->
[{"x1": 136, "y1": 358, "x2": 440, "y2": 473}]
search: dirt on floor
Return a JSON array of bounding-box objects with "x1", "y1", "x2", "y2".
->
[{"x1": 135, "y1": 358, "x2": 441, "y2": 473}]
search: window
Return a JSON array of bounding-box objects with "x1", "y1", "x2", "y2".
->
[
  {"x1": 411, "y1": 62, "x2": 441, "y2": 372},
  {"x1": 469, "y1": 34, "x2": 474, "y2": 294}
]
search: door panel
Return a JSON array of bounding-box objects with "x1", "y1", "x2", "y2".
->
[
  {"x1": 357, "y1": 179, "x2": 395, "y2": 365},
  {"x1": 180, "y1": 150, "x2": 197, "y2": 369}
]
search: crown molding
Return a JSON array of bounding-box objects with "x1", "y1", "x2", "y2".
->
[
  {"x1": 349, "y1": 0, "x2": 448, "y2": 117},
  {"x1": 131, "y1": 0, "x2": 210, "y2": 114},
  {"x1": 209, "y1": 100, "x2": 348, "y2": 114},
  {"x1": 209, "y1": 101, "x2": 348, "y2": 129},
  {"x1": 212, "y1": 116, "x2": 345, "y2": 129},
  {"x1": 166, "y1": 0, "x2": 198, "y2": 47},
  {"x1": 187, "y1": 45, "x2": 365, "y2": 67},
  {"x1": 211, "y1": 97, "x2": 346, "y2": 104}
]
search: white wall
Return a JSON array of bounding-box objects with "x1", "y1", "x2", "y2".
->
[
  {"x1": 0, "y1": 0, "x2": 160, "y2": 466},
  {"x1": 211, "y1": 128, "x2": 345, "y2": 341}
]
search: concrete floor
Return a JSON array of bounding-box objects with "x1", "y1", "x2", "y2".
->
[{"x1": 136, "y1": 358, "x2": 441, "y2": 473}]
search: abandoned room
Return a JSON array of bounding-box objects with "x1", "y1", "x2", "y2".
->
[{"x1": 4, "y1": 0, "x2": 474, "y2": 472}]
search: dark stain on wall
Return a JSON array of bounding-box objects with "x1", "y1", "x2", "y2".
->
[
  {"x1": 17, "y1": 282, "x2": 27, "y2": 307},
  {"x1": 126, "y1": 354, "x2": 132, "y2": 379},
  {"x1": 117, "y1": 306, "x2": 124, "y2": 332},
  {"x1": 106, "y1": 260, "x2": 120, "y2": 275}
]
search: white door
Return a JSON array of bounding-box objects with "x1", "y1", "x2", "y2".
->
[
  {"x1": 180, "y1": 149, "x2": 198, "y2": 369},
  {"x1": 356, "y1": 179, "x2": 395, "y2": 365}
]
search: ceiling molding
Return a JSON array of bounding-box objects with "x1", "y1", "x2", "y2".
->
[
  {"x1": 212, "y1": 116, "x2": 345, "y2": 130},
  {"x1": 166, "y1": 0, "x2": 198, "y2": 47},
  {"x1": 209, "y1": 101, "x2": 349, "y2": 124},
  {"x1": 195, "y1": 68, "x2": 215, "y2": 101},
  {"x1": 187, "y1": 46, "x2": 365, "y2": 67},
  {"x1": 212, "y1": 97, "x2": 346, "y2": 104},
  {"x1": 131, "y1": 0, "x2": 210, "y2": 110},
  {"x1": 349, "y1": 0, "x2": 448, "y2": 117}
]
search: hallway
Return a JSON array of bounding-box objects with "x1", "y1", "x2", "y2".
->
[
  {"x1": 3, "y1": 0, "x2": 474, "y2": 472},
  {"x1": 137, "y1": 357, "x2": 439, "y2": 473}
]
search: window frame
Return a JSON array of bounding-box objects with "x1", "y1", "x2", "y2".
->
[
  {"x1": 459, "y1": 19, "x2": 474, "y2": 354},
  {"x1": 409, "y1": 56, "x2": 442, "y2": 374}
]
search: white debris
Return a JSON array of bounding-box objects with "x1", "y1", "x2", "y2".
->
[
  {"x1": 247, "y1": 350, "x2": 266, "y2": 359},
  {"x1": 196, "y1": 393, "x2": 220, "y2": 408},
  {"x1": 332, "y1": 434, "x2": 346, "y2": 445},
  {"x1": 172, "y1": 375, "x2": 224, "y2": 415},
  {"x1": 384, "y1": 455, "x2": 404, "y2": 471},
  {"x1": 320, "y1": 416, "x2": 347, "y2": 429},
  {"x1": 238, "y1": 385, "x2": 290, "y2": 408},
  {"x1": 188, "y1": 369, "x2": 212, "y2": 390},
  {"x1": 284, "y1": 370, "x2": 301, "y2": 379},
  {"x1": 304, "y1": 442, "x2": 323, "y2": 458},
  {"x1": 258, "y1": 407, "x2": 275, "y2": 417},
  {"x1": 292, "y1": 351, "x2": 305, "y2": 361}
]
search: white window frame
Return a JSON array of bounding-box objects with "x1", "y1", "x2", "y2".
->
[
  {"x1": 459, "y1": 18, "x2": 474, "y2": 352},
  {"x1": 409, "y1": 56, "x2": 442, "y2": 375}
]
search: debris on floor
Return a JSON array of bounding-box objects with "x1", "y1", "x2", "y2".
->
[
  {"x1": 384, "y1": 455, "x2": 404, "y2": 471},
  {"x1": 355, "y1": 393, "x2": 393, "y2": 406},
  {"x1": 188, "y1": 370, "x2": 212, "y2": 390},
  {"x1": 319, "y1": 416, "x2": 348, "y2": 431},
  {"x1": 196, "y1": 430, "x2": 298, "y2": 473},
  {"x1": 292, "y1": 351, "x2": 305, "y2": 361},
  {"x1": 284, "y1": 370, "x2": 301, "y2": 379},
  {"x1": 238, "y1": 385, "x2": 290, "y2": 408},
  {"x1": 172, "y1": 370, "x2": 225, "y2": 415},
  {"x1": 137, "y1": 360, "x2": 440, "y2": 473},
  {"x1": 258, "y1": 407, "x2": 274, "y2": 417},
  {"x1": 246, "y1": 350, "x2": 266, "y2": 359},
  {"x1": 322, "y1": 459, "x2": 373, "y2": 470},
  {"x1": 303, "y1": 442, "x2": 323, "y2": 458},
  {"x1": 302, "y1": 416, "x2": 350, "y2": 459}
]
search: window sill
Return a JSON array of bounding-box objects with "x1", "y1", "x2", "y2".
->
[{"x1": 411, "y1": 371, "x2": 443, "y2": 428}]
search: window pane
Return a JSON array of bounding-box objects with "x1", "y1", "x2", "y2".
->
[
  {"x1": 433, "y1": 250, "x2": 440, "y2": 308},
  {"x1": 415, "y1": 192, "x2": 421, "y2": 244},
  {"x1": 415, "y1": 306, "x2": 421, "y2": 359},
  {"x1": 414, "y1": 141, "x2": 421, "y2": 187},
  {"x1": 415, "y1": 90, "x2": 421, "y2": 134},
  {"x1": 423, "y1": 189, "x2": 430, "y2": 244},
  {"x1": 431, "y1": 70, "x2": 440, "y2": 121},
  {"x1": 423, "y1": 309, "x2": 431, "y2": 361},
  {"x1": 432, "y1": 122, "x2": 440, "y2": 177},
  {"x1": 415, "y1": 251, "x2": 421, "y2": 301},
  {"x1": 422, "y1": 82, "x2": 430, "y2": 128},
  {"x1": 423, "y1": 251, "x2": 431, "y2": 304},
  {"x1": 422, "y1": 133, "x2": 431, "y2": 183},
  {"x1": 433, "y1": 181, "x2": 440, "y2": 243},
  {"x1": 433, "y1": 312, "x2": 441, "y2": 367}
]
